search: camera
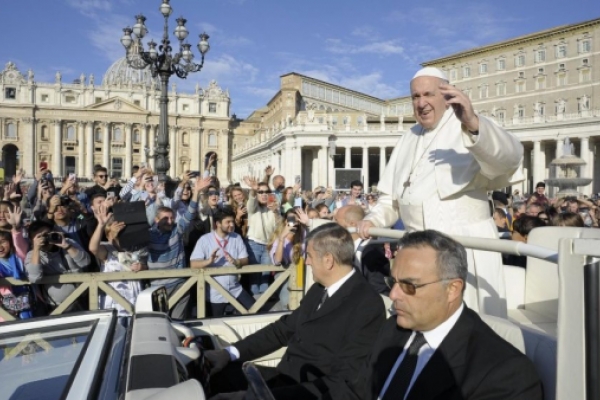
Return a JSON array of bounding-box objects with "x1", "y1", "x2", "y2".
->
[
  {"x1": 287, "y1": 214, "x2": 296, "y2": 226},
  {"x1": 46, "y1": 232, "x2": 63, "y2": 244},
  {"x1": 60, "y1": 196, "x2": 72, "y2": 207},
  {"x1": 188, "y1": 171, "x2": 200, "y2": 178}
]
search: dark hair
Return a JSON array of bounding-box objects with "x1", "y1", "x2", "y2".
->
[
  {"x1": 551, "y1": 212, "x2": 584, "y2": 227},
  {"x1": 213, "y1": 206, "x2": 235, "y2": 224},
  {"x1": 90, "y1": 192, "x2": 107, "y2": 203},
  {"x1": 315, "y1": 203, "x2": 329, "y2": 213},
  {"x1": 513, "y1": 216, "x2": 546, "y2": 236},
  {"x1": 94, "y1": 167, "x2": 108, "y2": 176},
  {"x1": 0, "y1": 200, "x2": 14, "y2": 212},
  {"x1": 350, "y1": 180, "x2": 363, "y2": 189},
  {"x1": 305, "y1": 223, "x2": 354, "y2": 267},
  {"x1": 28, "y1": 220, "x2": 54, "y2": 239},
  {"x1": 398, "y1": 230, "x2": 468, "y2": 291}
]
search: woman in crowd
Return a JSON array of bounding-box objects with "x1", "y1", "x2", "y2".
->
[
  {"x1": 268, "y1": 208, "x2": 306, "y2": 309},
  {"x1": 0, "y1": 206, "x2": 34, "y2": 320},
  {"x1": 280, "y1": 186, "x2": 295, "y2": 214},
  {"x1": 229, "y1": 185, "x2": 249, "y2": 237},
  {"x1": 89, "y1": 204, "x2": 146, "y2": 317}
]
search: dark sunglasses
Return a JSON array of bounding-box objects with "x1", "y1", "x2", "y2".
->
[
  {"x1": 96, "y1": 174, "x2": 107, "y2": 178},
  {"x1": 384, "y1": 276, "x2": 454, "y2": 295},
  {"x1": 257, "y1": 190, "x2": 271, "y2": 194},
  {"x1": 207, "y1": 190, "x2": 219, "y2": 196}
]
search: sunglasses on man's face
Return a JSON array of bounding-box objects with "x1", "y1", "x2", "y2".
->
[
  {"x1": 96, "y1": 174, "x2": 107, "y2": 179},
  {"x1": 384, "y1": 276, "x2": 455, "y2": 296},
  {"x1": 257, "y1": 190, "x2": 271, "y2": 195},
  {"x1": 207, "y1": 191, "x2": 219, "y2": 196}
]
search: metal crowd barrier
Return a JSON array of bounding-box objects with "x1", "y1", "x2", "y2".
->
[{"x1": 0, "y1": 264, "x2": 302, "y2": 322}]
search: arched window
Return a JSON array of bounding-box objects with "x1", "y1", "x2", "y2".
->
[
  {"x1": 6, "y1": 123, "x2": 16, "y2": 138},
  {"x1": 208, "y1": 131, "x2": 217, "y2": 147},
  {"x1": 133, "y1": 129, "x2": 140, "y2": 143},
  {"x1": 113, "y1": 127, "x2": 123, "y2": 141},
  {"x1": 41, "y1": 125, "x2": 48, "y2": 140},
  {"x1": 182, "y1": 131, "x2": 189, "y2": 146},
  {"x1": 95, "y1": 128, "x2": 102, "y2": 142},
  {"x1": 66, "y1": 125, "x2": 75, "y2": 141}
]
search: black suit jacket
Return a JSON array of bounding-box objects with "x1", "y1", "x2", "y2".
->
[
  {"x1": 355, "y1": 307, "x2": 543, "y2": 400},
  {"x1": 357, "y1": 242, "x2": 391, "y2": 296},
  {"x1": 235, "y1": 270, "x2": 385, "y2": 400}
]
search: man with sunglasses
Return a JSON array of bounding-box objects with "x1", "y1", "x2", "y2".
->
[
  {"x1": 352, "y1": 230, "x2": 542, "y2": 400},
  {"x1": 85, "y1": 167, "x2": 118, "y2": 199}
]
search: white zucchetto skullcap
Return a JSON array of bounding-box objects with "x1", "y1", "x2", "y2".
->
[{"x1": 411, "y1": 67, "x2": 449, "y2": 82}]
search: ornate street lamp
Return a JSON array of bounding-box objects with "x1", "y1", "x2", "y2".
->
[{"x1": 120, "y1": 0, "x2": 210, "y2": 181}]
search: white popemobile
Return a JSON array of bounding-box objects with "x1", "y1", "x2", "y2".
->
[{"x1": 0, "y1": 225, "x2": 599, "y2": 400}]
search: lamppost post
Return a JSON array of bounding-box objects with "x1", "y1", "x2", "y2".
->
[{"x1": 120, "y1": 0, "x2": 210, "y2": 181}]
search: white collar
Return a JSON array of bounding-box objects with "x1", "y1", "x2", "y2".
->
[
  {"x1": 421, "y1": 303, "x2": 464, "y2": 350},
  {"x1": 353, "y1": 237, "x2": 369, "y2": 251},
  {"x1": 326, "y1": 268, "x2": 355, "y2": 298}
]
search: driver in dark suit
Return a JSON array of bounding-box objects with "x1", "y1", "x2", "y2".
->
[
  {"x1": 352, "y1": 230, "x2": 543, "y2": 400},
  {"x1": 207, "y1": 223, "x2": 386, "y2": 400}
]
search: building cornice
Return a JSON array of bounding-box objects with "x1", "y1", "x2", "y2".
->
[{"x1": 423, "y1": 18, "x2": 600, "y2": 66}]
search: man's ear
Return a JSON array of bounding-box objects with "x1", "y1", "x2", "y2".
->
[{"x1": 447, "y1": 279, "x2": 464, "y2": 303}]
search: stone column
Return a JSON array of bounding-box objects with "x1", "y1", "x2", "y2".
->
[
  {"x1": 86, "y1": 122, "x2": 94, "y2": 177},
  {"x1": 293, "y1": 145, "x2": 302, "y2": 184},
  {"x1": 362, "y1": 147, "x2": 370, "y2": 189},
  {"x1": 102, "y1": 122, "x2": 110, "y2": 170},
  {"x1": 20, "y1": 117, "x2": 35, "y2": 176},
  {"x1": 588, "y1": 139, "x2": 595, "y2": 192},
  {"x1": 532, "y1": 140, "x2": 544, "y2": 189},
  {"x1": 53, "y1": 120, "x2": 62, "y2": 176},
  {"x1": 124, "y1": 123, "x2": 132, "y2": 178},
  {"x1": 320, "y1": 146, "x2": 328, "y2": 186},
  {"x1": 77, "y1": 121, "x2": 85, "y2": 176},
  {"x1": 345, "y1": 147, "x2": 351, "y2": 168},
  {"x1": 581, "y1": 137, "x2": 591, "y2": 192},
  {"x1": 141, "y1": 124, "x2": 148, "y2": 163},
  {"x1": 379, "y1": 147, "x2": 387, "y2": 179}
]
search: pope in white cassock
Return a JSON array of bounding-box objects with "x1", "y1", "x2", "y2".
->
[{"x1": 358, "y1": 67, "x2": 523, "y2": 318}]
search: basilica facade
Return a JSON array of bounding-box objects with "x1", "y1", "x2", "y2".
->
[{"x1": 0, "y1": 58, "x2": 232, "y2": 182}]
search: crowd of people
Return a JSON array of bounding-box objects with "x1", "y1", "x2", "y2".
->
[
  {"x1": 0, "y1": 65, "x2": 581, "y2": 399},
  {"x1": 0, "y1": 150, "x2": 395, "y2": 322}
]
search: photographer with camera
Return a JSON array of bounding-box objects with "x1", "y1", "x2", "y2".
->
[{"x1": 25, "y1": 221, "x2": 91, "y2": 312}]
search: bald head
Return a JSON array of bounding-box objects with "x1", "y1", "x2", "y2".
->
[
  {"x1": 273, "y1": 175, "x2": 285, "y2": 190},
  {"x1": 334, "y1": 205, "x2": 365, "y2": 228}
]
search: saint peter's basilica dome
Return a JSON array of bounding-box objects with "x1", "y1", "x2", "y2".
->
[{"x1": 102, "y1": 57, "x2": 156, "y2": 88}]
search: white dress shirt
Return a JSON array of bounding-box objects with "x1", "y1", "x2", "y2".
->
[{"x1": 378, "y1": 303, "x2": 465, "y2": 400}]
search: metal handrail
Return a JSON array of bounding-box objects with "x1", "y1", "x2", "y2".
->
[
  {"x1": 0, "y1": 264, "x2": 299, "y2": 322},
  {"x1": 363, "y1": 228, "x2": 559, "y2": 263}
]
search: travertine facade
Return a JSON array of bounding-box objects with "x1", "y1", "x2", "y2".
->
[
  {"x1": 0, "y1": 58, "x2": 232, "y2": 182},
  {"x1": 233, "y1": 18, "x2": 600, "y2": 194}
]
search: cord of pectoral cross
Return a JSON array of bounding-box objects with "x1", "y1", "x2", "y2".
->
[{"x1": 400, "y1": 110, "x2": 454, "y2": 198}]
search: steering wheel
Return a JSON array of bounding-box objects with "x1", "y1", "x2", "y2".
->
[{"x1": 242, "y1": 362, "x2": 276, "y2": 400}]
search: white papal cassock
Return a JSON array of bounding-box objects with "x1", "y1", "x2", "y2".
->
[{"x1": 366, "y1": 108, "x2": 523, "y2": 318}]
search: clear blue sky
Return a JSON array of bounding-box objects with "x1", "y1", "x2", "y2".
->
[{"x1": 1, "y1": 0, "x2": 598, "y2": 117}]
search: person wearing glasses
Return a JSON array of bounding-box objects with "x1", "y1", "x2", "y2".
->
[
  {"x1": 352, "y1": 230, "x2": 542, "y2": 400},
  {"x1": 85, "y1": 166, "x2": 118, "y2": 199},
  {"x1": 205, "y1": 223, "x2": 385, "y2": 399},
  {"x1": 243, "y1": 176, "x2": 281, "y2": 296}
]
